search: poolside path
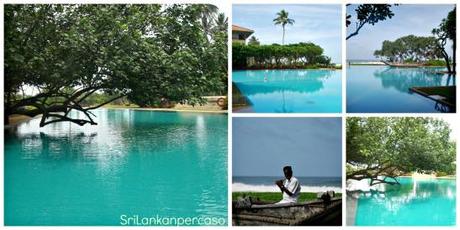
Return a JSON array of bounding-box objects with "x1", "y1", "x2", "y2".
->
[{"x1": 346, "y1": 193, "x2": 358, "y2": 226}]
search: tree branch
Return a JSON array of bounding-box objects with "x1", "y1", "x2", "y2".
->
[
  {"x1": 346, "y1": 20, "x2": 367, "y2": 40},
  {"x1": 8, "y1": 83, "x2": 126, "y2": 127}
]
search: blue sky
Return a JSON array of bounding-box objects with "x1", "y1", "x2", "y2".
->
[
  {"x1": 233, "y1": 4, "x2": 342, "y2": 64},
  {"x1": 347, "y1": 4, "x2": 455, "y2": 60},
  {"x1": 232, "y1": 117, "x2": 342, "y2": 177}
]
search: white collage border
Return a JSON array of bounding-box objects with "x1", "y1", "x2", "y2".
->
[{"x1": 0, "y1": 0, "x2": 459, "y2": 229}]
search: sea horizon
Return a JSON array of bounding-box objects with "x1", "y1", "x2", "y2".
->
[
  {"x1": 346, "y1": 59, "x2": 382, "y2": 62},
  {"x1": 233, "y1": 176, "x2": 342, "y2": 193}
]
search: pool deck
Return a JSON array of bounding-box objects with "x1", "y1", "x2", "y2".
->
[
  {"x1": 4, "y1": 115, "x2": 36, "y2": 131},
  {"x1": 399, "y1": 175, "x2": 456, "y2": 179},
  {"x1": 6, "y1": 114, "x2": 33, "y2": 126},
  {"x1": 409, "y1": 86, "x2": 456, "y2": 111},
  {"x1": 346, "y1": 192, "x2": 358, "y2": 226},
  {"x1": 105, "y1": 106, "x2": 227, "y2": 114},
  {"x1": 104, "y1": 96, "x2": 228, "y2": 114}
]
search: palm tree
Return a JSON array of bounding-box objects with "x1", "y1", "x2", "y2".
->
[
  {"x1": 248, "y1": 36, "x2": 260, "y2": 45},
  {"x1": 214, "y1": 13, "x2": 228, "y2": 33},
  {"x1": 200, "y1": 4, "x2": 219, "y2": 41},
  {"x1": 273, "y1": 10, "x2": 295, "y2": 45}
]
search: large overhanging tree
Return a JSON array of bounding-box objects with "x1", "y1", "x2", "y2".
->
[
  {"x1": 5, "y1": 4, "x2": 227, "y2": 127},
  {"x1": 373, "y1": 35, "x2": 441, "y2": 63},
  {"x1": 347, "y1": 117, "x2": 455, "y2": 186}
]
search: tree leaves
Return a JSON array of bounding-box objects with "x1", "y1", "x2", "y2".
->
[
  {"x1": 5, "y1": 4, "x2": 227, "y2": 126},
  {"x1": 432, "y1": 7, "x2": 456, "y2": 73},
  {"x1": 374, "y1": 35, "x2": 440, "y2": 63},
  {"x1": 233, "y1": 42, "x2": 331, "y2": 69},
  {"x1": 346, "y1": 4, "x2": 395, "y2": 40},
  {"x1": 347, "y1": 117, "x2": 456, "y2": 184}
]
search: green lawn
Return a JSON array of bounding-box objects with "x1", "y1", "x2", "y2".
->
[{"x1": 232, "y1": 192, "x2": 342, "y2": 203}]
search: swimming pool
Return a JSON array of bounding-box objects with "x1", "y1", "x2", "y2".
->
[
  {"x1": 233, "y1": 69, "x2": 342, "y2": 113},
  {"x1": 5, "y1": 109, "x2": 228, "y2": 226},
  {"x1": 347, "y1": 65, "x2": 455, "y2": 113},
  {"x1": 354, "y1": 177, "x2": 456, "y2": 226}
]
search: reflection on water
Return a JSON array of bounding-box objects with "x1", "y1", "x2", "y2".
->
[
  {"x1": 373, "y1": 67, "x2": 451, "y2": 92},
  {"x1": 5, "y1": 109, "x2": 228, "y2": 225},
  {"x1": 347, "y1": 66, "x2": 456, "y2": 113},
  {"x1": 233, "y1": 69, "x2": 342, "y2": 113},
  {"x1": 355, "y1": 177, "x2": 456, "y2": 226}
]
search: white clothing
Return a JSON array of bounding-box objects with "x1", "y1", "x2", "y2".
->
[{"x1": 278, "y1": 176, "x2": 301, "y2": 204}]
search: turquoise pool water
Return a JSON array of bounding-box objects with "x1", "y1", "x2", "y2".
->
[
  {"x1": 5, "y1": 109, "x2": 228, "y2": 226},
  {"x1": 347, "y1": 65, "x2": 456, "y2": 113},
  {"x1": 355, "y1": 178, "x2": 456, "y2": 226},
  {"x1": 233, "y1": 69, "x2": 342, "y2": 113}
]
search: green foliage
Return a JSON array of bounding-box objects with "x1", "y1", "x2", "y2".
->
[
  {"x1": 432, "y1": 7, "x2": 456, "y2": 73},
  {"x1": 347, "y1": 117, "x2": 456, "y2": 185},
  {"x1": 436, "y1": 172, "x2": 448, "y2": 177},
  {"x1": 232, "y1": 42, "x2": 332, "y2": 70},
  {"x1": 346, "y1": 4, "x2": 395, "y2": 40},
  {"x1": 445, "y1": 7, "x2": 456, "y2": 41},
  {"x1": 374, "y1": 35, "x2": 441, "y2": 63},
  {"x1": 248, "y1": 36, "x2": 260, "y2": 46},
  {"x1": 80, "y1": 92, "x2": 128, "y2": 107},
  {"x1": 125, "y1": 4, "x2": 228, "y2": 107},
  {"x1": 5, "y1": 4, "x2": 227, "y2": 126},
  {"x1": 425, "y1": 59, "x2": 447, "y2": 66}
]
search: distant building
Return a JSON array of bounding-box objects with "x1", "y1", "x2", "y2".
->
[{"x1": 232, "y1": 25, "x2": 254, "y2": 43}]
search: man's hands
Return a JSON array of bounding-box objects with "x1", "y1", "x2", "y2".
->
[
  {"x1": 275, "y1": 180, "x2": 284, "y2": 188},
  {"x1": 275, "y1": 179, "x2": 294, "y2": 196}
]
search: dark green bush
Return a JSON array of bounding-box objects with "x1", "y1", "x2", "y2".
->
[{"x1": 233, "y1": 42, "x2": 332, "y2": 69}]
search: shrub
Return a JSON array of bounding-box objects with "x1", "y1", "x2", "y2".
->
[{"x1": 232, "y1": 42, "x2": 333, "y2": 69}]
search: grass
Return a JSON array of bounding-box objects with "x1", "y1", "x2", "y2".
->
[
  {"x1": 424, "y1": 59, "x2": 447, "y2": 67},
  {"x1": 232, "y1": 192, "x2": 342, "y2": 203}
]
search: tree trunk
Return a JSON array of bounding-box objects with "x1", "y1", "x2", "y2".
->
[
  {"x1": 453, "y1": 40, "x2": 456, "y2": 74},
  {"x1": 443, "y1": 51, "x2": 452, "y2": 74},
  {"x1": 4, "y1": 91, "x2": 11, "y2": 125},
  {"x1": 4, "y1": 109, "x2": 10, "y2": 125},
  {"x1": 282, "y1": 26, "x2": 285, "y2": 45}
]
